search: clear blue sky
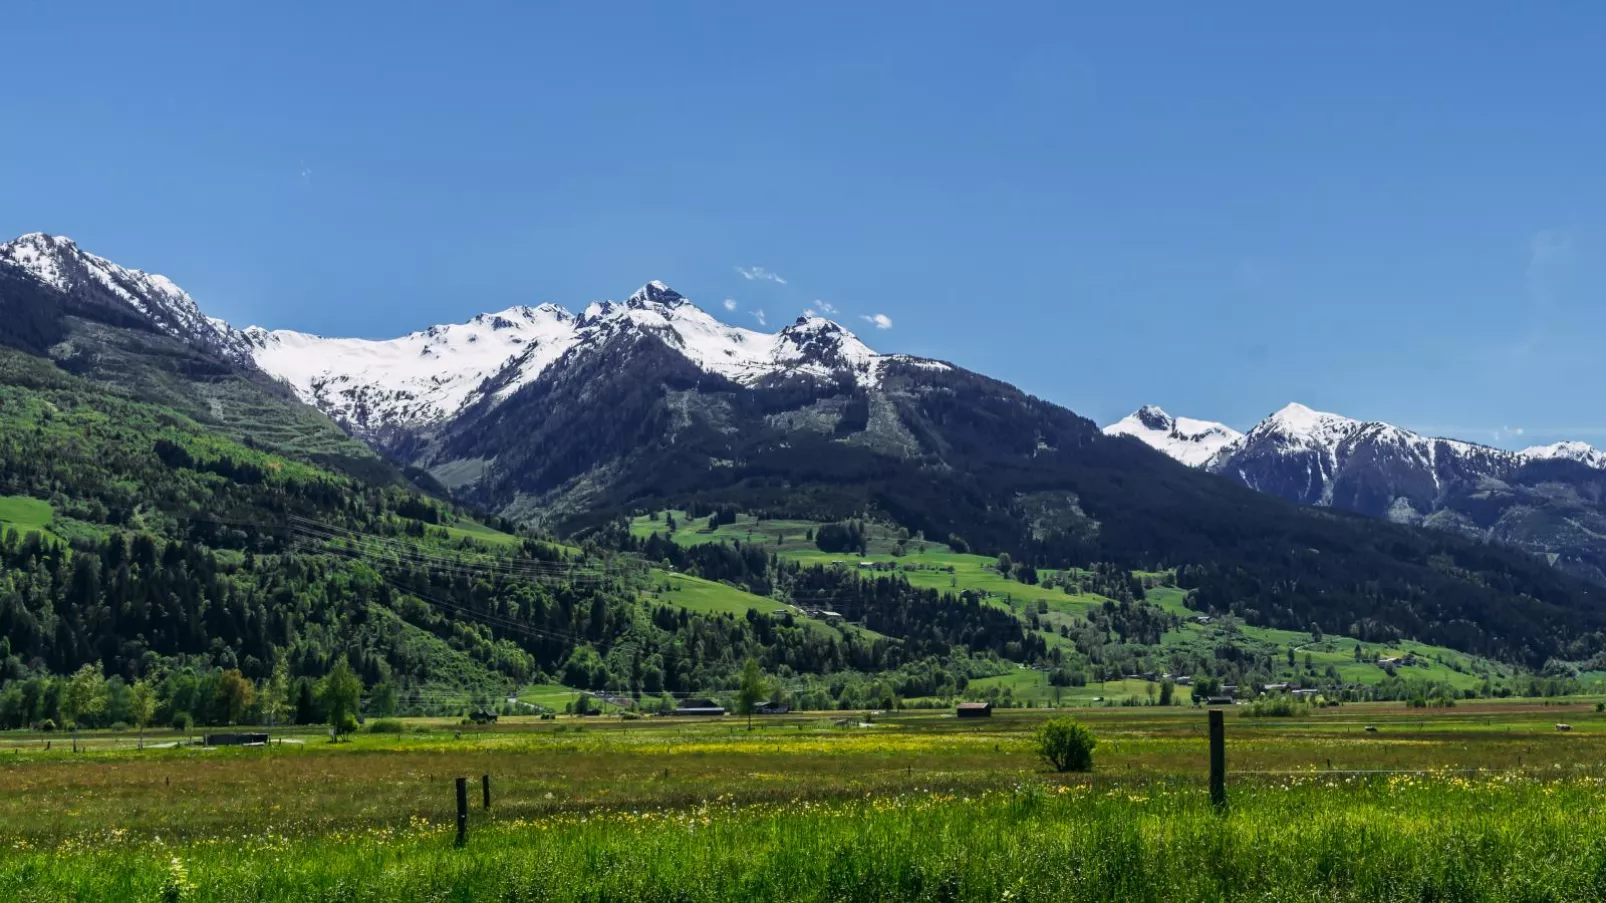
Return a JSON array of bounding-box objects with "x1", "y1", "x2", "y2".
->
[{"x1": 4, "y1": 2, "x2": 1604, "y2": 447}]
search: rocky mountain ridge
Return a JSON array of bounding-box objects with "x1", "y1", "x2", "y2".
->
[{"x1": 1107, "y1": 403, "x2": 1606, "y2": 582}]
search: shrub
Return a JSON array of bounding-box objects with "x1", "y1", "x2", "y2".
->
[
  {"x1": 38, "y1": 718, "x2": 56, "y2": 732},
  {"x1": 1243, "y1": 697, "x2": 1308, "y2": 718},
  {"x1": 1035, "y1": 717, "x2": 1097, "y2": 772},
  {"x1": 171, "y1": 712, "x2": 193, "y2": 733},
  {"x1": 335, "y1": 712, "x2": 360, "y2": 738},
  {"x1": 366, "y1": 719, "x2": 405, "y2": 734}
]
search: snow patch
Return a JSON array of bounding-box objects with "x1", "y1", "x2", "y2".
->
[
  {"x1": 1520, "y1": 441, "x2": 1606, "y2": 470},
  {"x1": 1104, "y1": 405, "x2": 1243, "y2": 467}
]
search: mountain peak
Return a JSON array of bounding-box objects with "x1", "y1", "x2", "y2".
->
[
  {"x1": 1521, "y1": 440, "x2": 1606, "y2": 469},
  {"x1": 1, "y1": 231, "x2": 251, "y2": 359},
  {"x1": 1268, "y1": 401, "x2": 1346, "y2": 425},
  {"x1": 783, "y1": 314, "x2": 849, "y2": 335},
  {"x1": 1104, "y1": 406, "x2": 1242, "y2": 467},
  {"x1": 1133, "y1": 405, "x2": 1175, "y2": 431},
  {"x1": 1, "y1": 232, "x2": 82, "y2": 291},
  {"x1": 1256, "y1": 402, "x2": 1364, "y2": 444},
  {"x1": 626, "y1": 280, "x2": 686, "y2": 307}
]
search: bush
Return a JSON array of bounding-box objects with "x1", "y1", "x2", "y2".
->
[
  {"x1": 38, "y1": 718, "x2": 56, "y2": 733},
  {"x1": 1035, "y1": 717, "x2": 1097, "y2": 772},
  {"x1": 171, "y1": 712, "x2": 193, "y2": 733},
  {"x1": 1243, "y1": 697, "x2": 1308, "y2": 718},
  {"x1": 366, "y1": 719, "x2": 405, "y2": 734}
]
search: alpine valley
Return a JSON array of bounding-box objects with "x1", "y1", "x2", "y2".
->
[{"x1": 4, "y1": 231, "x2": 1606, "y2": 729}]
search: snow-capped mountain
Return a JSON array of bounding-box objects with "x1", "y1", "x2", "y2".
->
[
  {"x1": 1206, "y1": 403, "x2": 1520, "y2": 517},
  {"x1": 1103, "y1": 406, "x2": 1242, "y2": 467},
  {"x1": 1109, "y1": 402, "x2": 1606, "y2": 485},
  {"x1": 0, "y1": 233, "x2": 253, "y2": 359},
  {"x1": 0, "y1": 233, "x2": 937, "y2": 444},
  {"x1": 1105, "y1": 402, "x2": 1606, "y2": 580},
  {"x1": 245, "y1": 279, "x2": 915, "y2": 434},
  {"x1": 1521, "y1": 441, "x2": 1606, "y2": 470},
  {"x1": 13, "y1": 229, "x2": 1606, "y2": 592},
  {"x1": 242, "y1": 303, "x2": 579, "y2": 431},
  {"x1": 566, "y1": 281, "x2": 888, "y2": 388}
]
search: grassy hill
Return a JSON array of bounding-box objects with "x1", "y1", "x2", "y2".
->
[{"x1": 627, "y1": 508, "x2": 1525, "y2": 703}]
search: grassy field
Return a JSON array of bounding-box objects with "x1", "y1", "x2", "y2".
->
[
  {"x1": 0, "y1": 494, "x2": 56, "y2": 542},
  {"x1": 6, "y1": 702, "x2": 1606, "y2": 900}
]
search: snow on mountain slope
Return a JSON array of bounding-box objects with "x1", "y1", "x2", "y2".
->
[
  {"x1": 1117, "y1": 402, "x2": 1606, "y2": 525},
  {"x1": 0, "y1": 234, "x2": 917, "y2": 433},
  {"x1": 570, "y1": 282, "x2": 888, "y2": 387},
  {"x1": 0, "y1": 233, "x2": 251, "y2": 358},
  {"x1": 1103, "y1": 406, "x2": 1243, "y2": 467},
  {"x1": 246, "y1": 280, "x2": 910, "y2": 432},
  {"x1": 243, "y1": 304, "x2": 578, "y2": 430},
  {"x1": 1520, "y1": 441, "x2": 1606, "y2": 470}
]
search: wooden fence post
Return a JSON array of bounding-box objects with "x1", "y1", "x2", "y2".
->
[
  {"x1": 1209, "y1": 709, "x2": 1227, "y2": 810},
  {"x1": 455, "y1": 777, "x2": 469, "y2": 846},
  {"x1": 482, "y1": 774, "x2": 492, "y2": 809}
]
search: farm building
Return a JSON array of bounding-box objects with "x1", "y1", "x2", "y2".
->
[
  {"x1": 755, "y1": 701, "x2": 791, "y2": 715},
  {"x1": 672, "y1": 699, "x2": 727, "y2": 716},
  {"x1": 203, "y1": 732, "x2": 269, "y2": 747},
  {"x1": 956, "y1": 702, "x2": 992, "y2": 718},
  {"x1": 468, "y1": 710, "x2": 499, "y2": 724}
]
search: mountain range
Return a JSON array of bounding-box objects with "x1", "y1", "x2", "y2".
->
[
  {"x1": 1106, "y1": 404, "x2": 1606, "y2": 583},
  {"x1": 7, "y1": 231, "x2": 1606, "y2": 670}
]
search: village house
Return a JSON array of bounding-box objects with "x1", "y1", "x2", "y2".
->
[{"x1": 956, "y1": 701, "x2": 993, "y2": 718}]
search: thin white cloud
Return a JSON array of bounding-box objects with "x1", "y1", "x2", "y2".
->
[
  {"x1": 1512, "y1": 229, "x2": 1575, "y2": 367},
  {"x1": 735, "y1": 266, "x2": 787, "y2": 285},
  {"x1": 1529, "y1": 229, "x2": 1574, "y2": 272},
  {"x1": 861, "y1": 313, "x2": 893, "y2": 330},
  {"x1": 1410, "y1": 423, "x2": 1606, "y2": 442},
  {"x1": 802, "y1": 308, "x2": 817, "y2": 317},
  {"x1": 751, "y1": 309, "x2": 767, "y2": 326},
  {"x1": 816, "y1": 299, "x2": 839, "y2": 315},
  {"x1": 723, "y1": 298, "x2": 738, "y2": 311}
]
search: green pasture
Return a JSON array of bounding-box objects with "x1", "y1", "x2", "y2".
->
[{"x1": 9, "y1": 703, "x2": 1606, "y2": 900}]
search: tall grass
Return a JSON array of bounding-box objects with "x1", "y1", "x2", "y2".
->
[{"x1": 6, "y1": 774, "x2": 1606, "y2": 901}]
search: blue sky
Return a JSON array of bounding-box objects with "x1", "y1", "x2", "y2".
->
[{"x1": 3, "y1": 2, "x2": 1604, "y2": 447}]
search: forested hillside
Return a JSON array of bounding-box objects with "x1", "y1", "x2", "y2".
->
[
  {"x1": 447, "y1": 334, "x2": 1606, "y2": 668},
  {"x1": 0, "y1": 349, "x2": 1054, "y2": 727},
  {"x1": 7, "y1": 235, "x2": 1606, "y2": 734}
]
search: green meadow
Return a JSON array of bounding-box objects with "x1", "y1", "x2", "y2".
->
[
  {"x1": 7, "y1": 703, "x2": 1606, "y2": 901},
  {"x1": 0, "y1": 494, "x2": 53, "y2": 536}
]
